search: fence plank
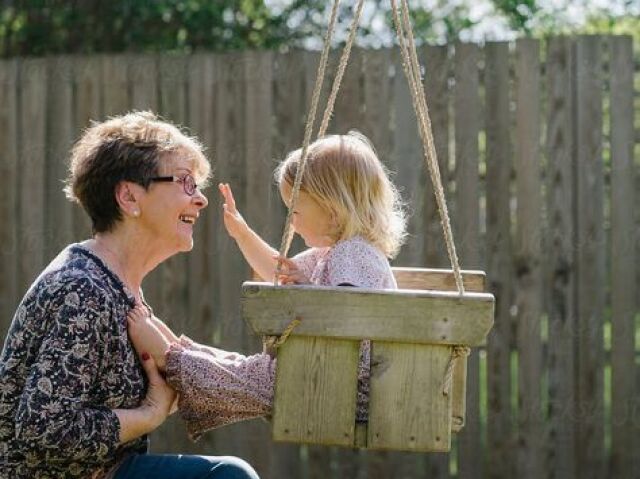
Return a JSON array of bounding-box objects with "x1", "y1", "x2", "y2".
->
[
  {"x1": 148, "y1": 54, "x2": 192, "y2": 457},
  {"x1": 422, "y1": 45, "x2": 451, "y2": 271},
  {"x1": 484, "y1": 41, "x2": 514, "y2": 479},
  {"x1": 130, "y1": 55, "x2": 158, "y2": 111},
  {"x1": 102, "y1": 55, "x2": 129, "y2": 116},
  {"x1": 0, "y1": 60, "x2": 19, "y2": 339},
  {"x1": 332, "y1": 47, "x2": 363, "y2": 136},
  {"x1": 73, "y1": 56, "x2": 102, "y2": 239},
  {"x1": 241, "y1": 50, "x2": 279, "y2": 476},
  {"x1": 361, "y1": 48, "x2": 392, "y2": 164},
  {"x1": 453, "y1": 41, "x2": 483, "y2": 479},
  {"x1": 574, "y1": 35, "x2": 605, "y2": 479},
  {"x1": 206, "y1": 51, "x2": 260, "y2": 466},
  {"x1": 184, "y1": 53, "x2": 219, "y2": 458},
  {"x1": 545, "y1": 36, "x2": 578, "y2": 479},
  {"x1": 608, "y1": 35, "x2": 636, "y2": 479},
  {"x1": 416, "y1": 47, "x2": 452, "y2": 479},
  {"x1": 269, "y1": 49, "x2": 307, "y2": 479},
  {"x1": 393, "y1": 48, "x2": 423, "y2": 266},
  {"x1": 514, "y1": 38, "x2": 544, "y2": 479},
  {"x1": 46, "y1": 56, "x2": 75, "y2": 260},
  {"x1": 18, "y1": 59, "x2": 47, "y2": 293}
]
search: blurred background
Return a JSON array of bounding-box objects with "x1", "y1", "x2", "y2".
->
[{"x1": 0, "y1": 1, "x2": 638, "y2": 478}]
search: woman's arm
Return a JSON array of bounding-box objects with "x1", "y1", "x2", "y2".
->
[
  {"x1": 13, "y1": 278, "x2": 172, "y2": 463},
  {"x1": 219, "y1": 183, "x2": 279, "y2": 280}
]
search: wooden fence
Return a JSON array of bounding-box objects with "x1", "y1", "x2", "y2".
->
[{"x1": 0, "y1": 36, "x2": 638, "y2": 478}]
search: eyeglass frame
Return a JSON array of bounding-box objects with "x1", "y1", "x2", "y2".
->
[{"x1": 149, "y1": 174, "x2": 200, "y2": 196}]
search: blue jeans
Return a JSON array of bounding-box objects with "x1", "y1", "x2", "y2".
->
[{"x1": 113, "y1": 454, "x2": 260, "y2": 479}]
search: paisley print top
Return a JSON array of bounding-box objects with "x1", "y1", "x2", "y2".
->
[{"x1": 0, "y1": 244, "x2": 148, "y2": 479}]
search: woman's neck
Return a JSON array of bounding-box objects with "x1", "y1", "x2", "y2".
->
[{"x1": 86, "y1": 232, "x2": 155, "y2": 302}]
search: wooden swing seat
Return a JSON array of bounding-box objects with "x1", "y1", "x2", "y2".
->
[{"x1": 242, "y1": 267, "x2": 494, "y2": 452}]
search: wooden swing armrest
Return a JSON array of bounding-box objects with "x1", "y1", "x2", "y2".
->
[{"x1": 242, "y1": 282, "x2": 494, "y2": 347}]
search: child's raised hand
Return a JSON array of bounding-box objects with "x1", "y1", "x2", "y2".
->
[
  {"x1": 275, "y1": 256, "x2": 310, "y2": 284},
  {"x1": 219, "y1": 183, "x2": 248, "y2": 239}
]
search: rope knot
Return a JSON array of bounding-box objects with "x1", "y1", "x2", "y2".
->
[{"x1": 442, "y1": 345, "x2": 471, "y2": 396}]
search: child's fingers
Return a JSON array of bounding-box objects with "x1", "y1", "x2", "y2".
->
[
  {"x1": 222, "y1": 183, "x2": 237, "y2": 210},
  {"x1": 273, "y1": 255, "x2": 297, "y2": 271}
]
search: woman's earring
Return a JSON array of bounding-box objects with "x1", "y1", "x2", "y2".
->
[{"x1": 133, "y1": 210, "x2": 140, "y2": 217}]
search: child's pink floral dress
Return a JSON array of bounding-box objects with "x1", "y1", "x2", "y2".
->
[{"x1": 165, "y1": 236, "x2": 397, "y2": 440}]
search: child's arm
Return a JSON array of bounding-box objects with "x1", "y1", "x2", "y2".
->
[{"x1": 219, "y1": 183, "x2": 280, "y2": 281}]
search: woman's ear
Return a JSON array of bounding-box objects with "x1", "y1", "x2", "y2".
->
[{"x1": 114, "y1": 181, "x2": 143, "y2": 218}]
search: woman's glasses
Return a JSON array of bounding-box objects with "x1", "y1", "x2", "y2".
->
[{"x1": 149, "y1": 174, "x2": 199, "y2": 196}]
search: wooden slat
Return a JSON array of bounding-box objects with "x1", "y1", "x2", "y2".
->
[
  {"x1": 368, "y1": 342, "x2": 452, "y2": 452},
  {"x1": 453, "y1": 41, "x2": 483, "y2": 479},
  {"x1": 393, "y1": 267, "x2": 485, "y2": 292},
  {"x1": 608, "y1": 35, "x2": 635, "y2": 479},
  {"x1": 184, "y1": 53, "x2": 219, "y2": 459},
  {"x1": 0, "y1": 59, "x2": 19, "y2": 339},
  {"x1": 574, "y1": 35, "x2": 605, "y2": 479},
  {"x1": 130, "y1": 55, "x2": 158, "y2": 111},
  {"x1": 159, "y1": 55, "x2": 188, "y2": 125},
  {"x1": 422, "y1": 44, "x2": 450, "y2": 268},
  {"x1": 73, "y1": 56, "x2": 102, "y2": 239},
  {"x1": 273, "y1": 336, "x2": 360, "y2": 446},
  {"x1": 46, "y1": 56, "x2": 75, "y2": 259},
  {"x1": 332, "y1": 47, "x2": 363, "y2": 135},
  {"x1": 241, "y1": 50, "x2": 278, "y2": 474},
  {"x1": 514, "y1": 38, "x2": 543, "y2": 479},
  {"x1": 545, "y1": 36, "x2": 577, "y2": 479},
  {"x1": 243, "y1": 283, "x2": 494, "y2": 346},
  {"x1": 148, "y1": 54, "x2": 191, "y2": 457},
  {"x1": 269, "y1": 48, "x2": 307, "y2": 479},
  {"x1": 361, "y1": 48, "x2": 392, "y2": 164},
  {"x1": 102, "y1": 55, "x2": 129, "y2": 116},
  {"x1": 394, "y1": 264, "x2": 484, "y2": 442},
  {"x1": 208, "y1": 52, "x2": 261, "y2": 465},
  {"x1": 392, "y1": 47, "x2": 423, "y2": 265},
  {"x1": 18, "y1": 59, "x2": 47, "y2": 293},
  {"x1": 129, "y1": 54, "x2": 163, "y2": 352},
  {"x1": 484, "y1": 41, "x2": 514, "y2": 479}
]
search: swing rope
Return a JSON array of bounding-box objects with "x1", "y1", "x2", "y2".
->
[
  {"x1": 277, "y1": 0, "x2": 465, "y2": 296},
  {"x1": 275, "y1": 0, "x2": 365, "y2": 283},
  {"x1": 274, "y1": 0, "x2": 341, "y2": 281},
  {"x1": 390, "y1": 0, "x2": 465, "y2": 295},
  {"x1": 268, "y1": 0, "x2": 364, "y2": 348},
  {"x1": 271, "y1": 1, "x2": 468, "y2": 354}
]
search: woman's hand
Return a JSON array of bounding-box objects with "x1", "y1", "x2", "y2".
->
[
  {"x1": 219, "y1": 183, "x2": 249, "y2": 240},
  {"x1": 114, "y1": 353, "x2": 177, "y2": 444},
  {"x1": 139, "y1": 352, "x2": 176, "y2": 428},
  {"x1": 276, "y1": 256, "x2": 310, "y2": 284}
]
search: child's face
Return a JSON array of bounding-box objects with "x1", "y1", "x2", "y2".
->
[{"x1": 280, "y1": 183, "x2": 335, "y2": 248}]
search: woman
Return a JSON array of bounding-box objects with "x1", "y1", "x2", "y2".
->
[{"x1": 0, "y1": 112, "x2": 259, "y2": 479}]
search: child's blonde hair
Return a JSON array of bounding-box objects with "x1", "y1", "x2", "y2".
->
[{"x1": 275, "y1": 131, "x2": 406, "y2": 258}]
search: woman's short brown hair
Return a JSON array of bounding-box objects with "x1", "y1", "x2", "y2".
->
[{"x1": 65, "y1": 111, "x2": 210, "y2": 233}]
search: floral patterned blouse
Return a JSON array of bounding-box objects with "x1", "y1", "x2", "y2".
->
[{"x1": 0, "y1": 244, "x2": 148, "y2": 479}]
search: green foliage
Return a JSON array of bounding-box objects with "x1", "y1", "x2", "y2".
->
[
  {"x1": 0, "y1": 0, "x2": 327, "y2": 56},
  {"x1": 492, "y1": 0, "x2": 540, "y2": 34},
  {"x1": 1, "y1": 0, "x2": 638, "y2": 57}
]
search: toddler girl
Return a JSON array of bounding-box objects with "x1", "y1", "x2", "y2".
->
[{"x1": 128, "y1": 132, "x2": 406, "y2": 440}]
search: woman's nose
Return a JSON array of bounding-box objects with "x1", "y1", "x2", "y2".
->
[{"x1": 193, "y1": 189, "x2": 208, "y2": 209}]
